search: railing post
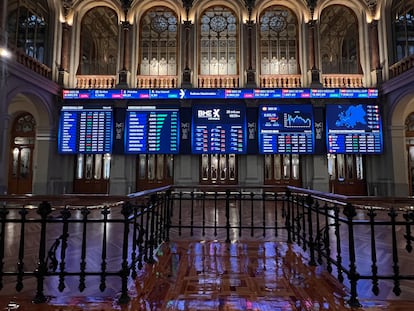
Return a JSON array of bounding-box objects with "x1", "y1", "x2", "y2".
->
[
  {"x1": 100, "y1": 206, "x2": 110, "y2": 291},
  {"x1": 343, "y1": 203, "x2": 361, "y2": 308},
  {"x1": 16, "y1": 207, "x2": 28, "y2": 292},
  {"x1": 0, "y1": 207, "x2": 9, "y2": 290},
  {"x1": 147, "y1": 194, "x2": 157, "y2": 264},
  {"x1": 190, "y1": 191, "x2": 194, "y2": 236},
  {"x1": 285, "y1": 190, "x2": 292, "y2": 243},
  {"x1": 165, "y1": 189, "x2": 172, "y2": 242},
  {"x1": 306, "y1": 195, "x2": 317, "y2": 266},
  {"x1": 389, "y1": 208, "x2": 402, "y2": 296},
  {"x1": 225, "y1": 189, "x2": 231, "y2": 243},
  {"x1": 118, "y1": 201, "x2": 133, "y2": 304},
  {"x1": 33, "y1": 201, "x2": 52, "y2": 304}
]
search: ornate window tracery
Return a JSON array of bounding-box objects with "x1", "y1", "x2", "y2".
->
[
  {"x1": 199, "y1": 6, "x2": 238, "y2": 75},
  {"x1": 259, "y1": 6, "x2": 298, "y2": 75},
  {"x1": 392, "y1": 0, "x2": 414, "y2": 62},
  {"x1": 140, "y1": 7, "x2": 178, "y2": 76},
  {"x1": 7, "y1": 0, "x2": 49, "y2": 63},
  {"x1": 320, "y1": 5, "x2": 360, "y2": 74}
]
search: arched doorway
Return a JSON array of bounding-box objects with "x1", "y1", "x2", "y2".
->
[
  {"x1": 406, "y1": 113, "x2": 414, "y2": 196},
  {"x1": 8, "y1": 113, "x2": 36, "y2": 194}
]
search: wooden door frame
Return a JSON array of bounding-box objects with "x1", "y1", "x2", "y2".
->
[
  {"x1": 199, "y1": 154, "x2": 238, "y2": 185},
  {"x1": 7, "y1": 113, "x2": 36, "y2": 194},
  {"x1": 328, "y1": 154, "x2": 367, "y2": 196}
]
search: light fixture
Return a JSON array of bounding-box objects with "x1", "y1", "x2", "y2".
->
[{"x1": 0, "y1": 47, "x2": 12, "y2": 59}]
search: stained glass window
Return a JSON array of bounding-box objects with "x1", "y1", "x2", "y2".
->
[
  {"x1": 140, "y1": 7, "x2": 178, "y2": 75},
  {"x1": 259, "y1": 7, "x2": 298, "y2": 75},
  {"x1": 199, "y1": 6, "x2": 238, "y2": 75}
]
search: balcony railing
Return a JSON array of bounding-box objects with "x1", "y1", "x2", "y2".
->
[
  {"x1": 198, "y1": 75, "x2": 239, "y2": 88},
  {"x1": 76, "y1": 75, "x2": 117, "y2": 88},
  {"x1": 1, "y1": 186, "x2": 414, "y2": 307},
  {"x1": 259, "y1": 74, "x2": 302, "y2": 88},
  {"x1": 8, "y1": 46, "x2": 52, "y2": 79},
  {"x1": 389, "y1": 54, "x2": 414, "y2": 78},
  {"x1": 136, "y1": 75, "x2": 178, "y2": 88},
  {"x1": 322, "y1": 74, "x2": 364, "y2": 88},
  {"x1": 0, "y1": 186, "x2": 170, "y2": 304},
  {"x1": 168, "y1": 185, "x2": 414, "y2": 307}
]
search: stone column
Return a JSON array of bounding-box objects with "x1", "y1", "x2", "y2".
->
[
  {"x1": 246, "y1": 20, "x2": 256, "y2": 88},
  {"x1": 0, "y1": 0, "x2": 7, "y2": 44},
  {"x1": 58, "y1": 22, "x2": 71, "y2": 85},
  {"x1": 182, "y1": 20, "x2": 192, "y2": 88},
  {"x1": 0, "y1": 114, "x2": 10, "y2": 194},
  {"x1": 308, "y1": 21, "x2": 322, "y2": 87},
  {"x1": 118, "y1": 21, "x2": 130, "y2": 87},
  {"x1": 0, "y1": 0, "x2": 9, "y2": 193},
  {"x1": 369, "y1": 20, "x2": 382, "y2": 86}
]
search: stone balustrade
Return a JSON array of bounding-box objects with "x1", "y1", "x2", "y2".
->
[
  {"x1": 136, "y1": 75, "x2": 178, "y2": 88},
  {"x1": 259, "y1": 74, "x2": 302, "y2": 88},
  {"x1": 322, "y1": 74, "x2": 364, "y2": 88},
  {"x1": 76, "y1": 75, "x2": 117, "y2": 88},
  {"x1": 389, "y1": 55, "x2": 414, "y2": 78},
  {"x1": 197, "y1": 75, "x2": 239, "y2": 88}
]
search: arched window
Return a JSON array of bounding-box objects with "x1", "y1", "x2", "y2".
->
[
  {"x1": 392, "y1": 0, "x2": 414, "y2": 62},
  {"x1": 79, "y1": 7, "x2": 118, "y2": 75},
  {"x1": 139, "y1": 7, "x2": 178, "y2": 76},
  {"x1": 199, "y1": 6, "x2": 238, "y2": 75},
  {"x1": 259, "y1": 6, "x2": 299, "y2": 75},
  {"x1": 320, "y1": 5, "x2": 360, "y2": 74},
  {"x1": 7, "y1": 0, "x2": 49, "y2": 64}
]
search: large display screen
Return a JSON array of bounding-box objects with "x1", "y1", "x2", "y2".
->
[
  {"x1": 192, "y1": 104, "x2": 247, "y2": 154},
  {"x1": 326, "y1": 103, "x2": 383, "y2": 154},
  {"x1": 124, "y1": 106, "x2": 179, "y2": 154},
  {"x1": 258, "y1": 104, "x2": 314, "y2": 154},
  {"x1": 58, "y1": 106, "x2": 113, "y2": 154}
]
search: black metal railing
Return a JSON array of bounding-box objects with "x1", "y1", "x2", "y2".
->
[
  {"x1": 168, "y1": 186, "x2": 288, "y2": 242},
  {"x1": 280, "y1": 187, "x2": 414, "y2": 307},
  {"x1": 0, "y1": 186, "x2": 170, "y2": 304},
  {"x1": 1, "y1": 185, "x2": 414, "y2": 307},
  {"x1": 168, "y1": 185, "x2": 414, "y2": 307}
]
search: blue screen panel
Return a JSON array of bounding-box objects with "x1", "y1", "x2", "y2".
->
[
  {"x1": 125, "y1": 106, "x2": 180, "y2": 154},
  {"x1": 58, "y1": 106, "x2": 113, "y2": 154},
  {"x1": 258, "y1": 104, "x2": 314, "y2": 154},
  {"x1": 326, "y1": 103, "x2": 383, "y2": 154},
  {"x1": 192, "y1": 104, "x2": 247, "y2": 154}
]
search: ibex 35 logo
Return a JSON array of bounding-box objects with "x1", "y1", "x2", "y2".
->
[{"x1": 198, "y1": 109, "x2": 221, "y2": 120}]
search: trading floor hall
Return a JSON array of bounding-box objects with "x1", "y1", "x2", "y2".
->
[{"x1": 0, "y1": 207, "x2": 414, "y2": 311}]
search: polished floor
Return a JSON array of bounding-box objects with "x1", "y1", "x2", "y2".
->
[{"x1": 0, "y1": 240, "x2": 414, "y2": 310}]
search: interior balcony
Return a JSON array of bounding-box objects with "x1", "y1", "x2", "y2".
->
[
  {"x1": 389, "y1": 54, "x2": 414, "y2": 79},
  {"x1": 322, "y1": 73, "x2": 364, "y2": 88},
  {"x1": 259, "y1": 74, "x2": 302, "y2": 88},
  {"x1": 76, "y1": 75, "x2": 117, "y2": 88}
]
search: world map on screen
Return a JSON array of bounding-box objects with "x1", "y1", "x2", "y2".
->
[{"x1": 334, "y1": 104, "x2": 366, "y2": 128}]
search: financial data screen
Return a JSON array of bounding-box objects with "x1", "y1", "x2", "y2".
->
[
  {"x1": 258, "y1": 104, "x2": 314, "y2": 154},
  {"x1": 58, "y1": 106, "x2": 113, "y2": 154},
  {"x1": 192, "y1": 104, "x2": 247, "y2": 154},
  {"x1": 326, "y1": 103, "x2": 383, "y2": 154},
  {"x1": 125, "y1": 106, "x2": 180, "y2": 154}
]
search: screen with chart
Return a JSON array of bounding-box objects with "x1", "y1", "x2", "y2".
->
[
  {"x1": 124, "y1": 106, "x2": 179, "y2": 154},
  {"x1": 326, "y1": 103, "x2": 383, "y2": 154},
  {"x1": 58, "y1": 106, "x2": 113, "y2": 154},
  {"x1": 192, "y1": 104, "x2": 247, "y2": 154},
  {"x1": 258, "y1": 104, "x2": 314, "y2": 154}
]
